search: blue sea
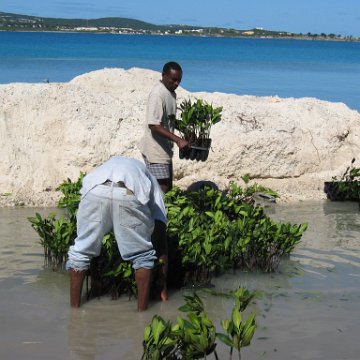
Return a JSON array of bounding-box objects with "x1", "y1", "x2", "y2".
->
[{"x1": 1, "y1": 31, "x2": 359, "y2": 111}]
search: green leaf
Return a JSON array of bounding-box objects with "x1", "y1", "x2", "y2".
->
[
  {"x1": 241, "y1": 174, "x2": 251, "y2": 184},
  {"x1": 216, "y1": 333, "x2": 233, "y2": 347},
  {"x1": 232, "y1": 308, "x2": 242, "y2": 329},
  {"x1": 221, "y1": 319, "x2": 230, "y2": 332},
  {"x1": 151, "y1": 317, "x2": 165, "y2": 345},
  {"x1": 241, "y1": 324, "x2": 256, "y2": 346},
  {"x1": 144, "y1": 325, "x2": 151, "y2": 342},
  {"x1": 233, "y1": 334, "x2": 240, "y2": 350}
]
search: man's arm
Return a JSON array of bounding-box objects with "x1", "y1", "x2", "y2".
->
[{"x1": 149, "y1": 124, "x2": 189, "y2": 150}]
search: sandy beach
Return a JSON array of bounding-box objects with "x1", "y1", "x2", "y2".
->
[{"x1": 1, "y1": 67, "x2": 360, "y2": 207}]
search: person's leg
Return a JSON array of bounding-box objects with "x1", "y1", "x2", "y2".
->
[
  {"x1": 66, "y1": 187, "x2": 112, "y2": 308},
  {"x1": 140, "y1": 156, "x2": 171, "y2": 298},
  {"x1": 112, "y1": 190, "x2": 157, "y2": 310},
  {"x1": 157, "y1": 178, "x2": 172, "y2": 193},
  {"x1": 156, "y1": 161, "x2": 173, "y2": 193},
  {"x1": 69, "y1": 269, "x2": 86, "y2": 308},
  {"x1": 135, "y1": 268, "x2": 152, "y2": 311},
  {"x1": 142, "y1": 158, "x2": 171, "y2": 298},
  {"x1": 151, "y1": 220, "x2": 168, "y2": 301}
]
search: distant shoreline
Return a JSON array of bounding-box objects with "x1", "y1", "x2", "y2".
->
[
  {"x1": 1, "y1": 11, "x2": 359, "y2": 42},
  {"x1": 1, "y1": 29, "x2": 359, "y2": 43}
]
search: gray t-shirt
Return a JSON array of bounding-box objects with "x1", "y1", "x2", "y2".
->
[{"x1": 138, "y1": 81, "x2": 177, "y2": 164}]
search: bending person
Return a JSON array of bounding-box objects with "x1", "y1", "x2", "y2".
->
[{"x1": 66, "y1": 156, "x2": 166, "y2": 311}]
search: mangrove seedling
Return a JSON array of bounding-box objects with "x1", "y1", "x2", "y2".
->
[{"x1": 325, "y1": 158, "x2": 360, "y2": 201}]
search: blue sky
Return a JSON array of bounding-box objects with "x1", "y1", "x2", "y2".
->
[{"x1": 1, "y1": 0, "x2": 359, "y2": 36}]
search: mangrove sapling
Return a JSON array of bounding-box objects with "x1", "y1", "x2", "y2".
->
[
  {"x1": 218, "y1": 311, "x2": 256, "y2": 360},
  {"x1": 238, "y1": 214, "x2": 308, "y2": 272},
  {"x1": 142, "y1": 293, "x2": 219, "y2": 360},
  {"x1": 325, "y1": 158, "x2": 360, "y2": 201},
  {"x1": 165, "y1": 184, "x2": 307, "y2": 285},
  {"x1": 56, "y1": 172, "x2": 85, "y2": 221},
  {"x1": 231, "y1": 287, "x2": 258, "y2": 312},
  {"x1": 191, "y1": 186, "x2": 305, "y2": 273},
  {"x1": 28, "y1": 212, "x2": 76, "y2": 267},
  {"x1": 228, "y1": 177, "x2": 279, "y2": 204},
  {"x1": 142, "y1": 315, "x2": 178, "y2": 360},
  {"x1": 214, "y1": 288, "x2": 257, "y2": 360},
  {"x1": 28, "y1": 173, "x2": 85, "y2": 268},
  {"x1": 173, "y1": 310, "x2": 218, "y2": 359},
  {"x1": 175, "y1": 98, "x2": 222, "y2": 161},
  {"x1": 171, "y1": 203, "x2": 231, "y2": 286},
  {"x1": 142, "y1": 288, "x2": 258, "y2": 360},
  {"x1": 178, "y1": 292, "x2": 206, "y2": 314}
]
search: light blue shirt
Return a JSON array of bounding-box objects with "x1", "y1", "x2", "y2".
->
[{"x1": 81, "y1": 156, "x2": 166, "y2": 223}]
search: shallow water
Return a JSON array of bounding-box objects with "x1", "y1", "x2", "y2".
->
[{"x1": 0, "y1": 202, "x2": 359, "y2": 360}]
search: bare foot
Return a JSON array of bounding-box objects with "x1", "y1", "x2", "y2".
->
[{"x1": 160, "y1": 289, "x2": 168, "y2": 302}]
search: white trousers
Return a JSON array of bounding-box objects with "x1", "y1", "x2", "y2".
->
[{"x1": 66, "y1": 184, "x2": 156, "y2": 271}]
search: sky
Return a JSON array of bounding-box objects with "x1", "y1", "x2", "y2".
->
[{"x1": 1, "y1": 0, "x2": 360, "y2": 36}]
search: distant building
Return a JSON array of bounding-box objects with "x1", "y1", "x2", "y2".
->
[{"x1": 74, "y1": 27, "x2": 98, "y2": 31}]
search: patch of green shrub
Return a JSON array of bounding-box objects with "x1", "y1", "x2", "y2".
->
[
  {"x1": 166, "y1": 183, "x2": 307, "y2": 284},
  {"x1": 325, "y1": 158, "x2": 360, "y2": 201},
  {"x1": 28, "y1": 212, "x2": 76, "y2": 266},
  {"x1": 142, "y1": 288, "x2": 258, "y2": 359},
  {"x1": 29, "y1": 174, "x2": 307, "y2": 298}
]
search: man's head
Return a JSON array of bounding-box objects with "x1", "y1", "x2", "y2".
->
[{"x1": 162, "y1": 61, "x2": 182, "y2": 92}]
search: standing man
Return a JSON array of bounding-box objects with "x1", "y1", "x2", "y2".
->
[
  {"x1": 66, "y1": 156, "x2": 166, "y2": 311},
  {"x1": 138, "y1": 62, "x2": 189, "y2": 301},
  {"x1": 139, "y1": 61, "x2": 189, "y2": 193}
]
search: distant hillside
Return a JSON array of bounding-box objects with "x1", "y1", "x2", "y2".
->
[
  {"x1": 0, "y1": 11, "x2": 355, "y2": 40},
  {"x1": 0, "y1": 11, "x2": 204, "y2": 32}
]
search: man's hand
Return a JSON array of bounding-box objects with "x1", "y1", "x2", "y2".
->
[{"x1": 176, "y1": 138, "x2": 189, "y2": 151}]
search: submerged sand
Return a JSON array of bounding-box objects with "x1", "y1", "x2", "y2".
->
[{"x1": 1, "y1": 202, "x2": 359, "y2": 360}]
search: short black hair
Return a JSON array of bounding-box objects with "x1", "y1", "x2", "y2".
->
[{"x1": 162, "y1": 61, "x2": 182, "y2": 74}]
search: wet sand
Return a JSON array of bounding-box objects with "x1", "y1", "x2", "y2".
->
[{"x1": 0, "y1": 201, "x2": 359, "y2": 360}]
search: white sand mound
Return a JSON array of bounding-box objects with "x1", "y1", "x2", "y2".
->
[{"x1": 1, "y1": 67, "x2": 359, "y2": 206}]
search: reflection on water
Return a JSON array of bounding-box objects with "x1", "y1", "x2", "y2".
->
[{"x1": 0, "y1": 202, "x2": 359, "y2": 360}]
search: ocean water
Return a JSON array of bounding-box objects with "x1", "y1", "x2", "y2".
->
[
  {"x1": 1, "y1": 202, "x2": 360, "y2": 359},
  {"x1": 0, "y1": 31, "x2": 359, "y2": 111}
]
